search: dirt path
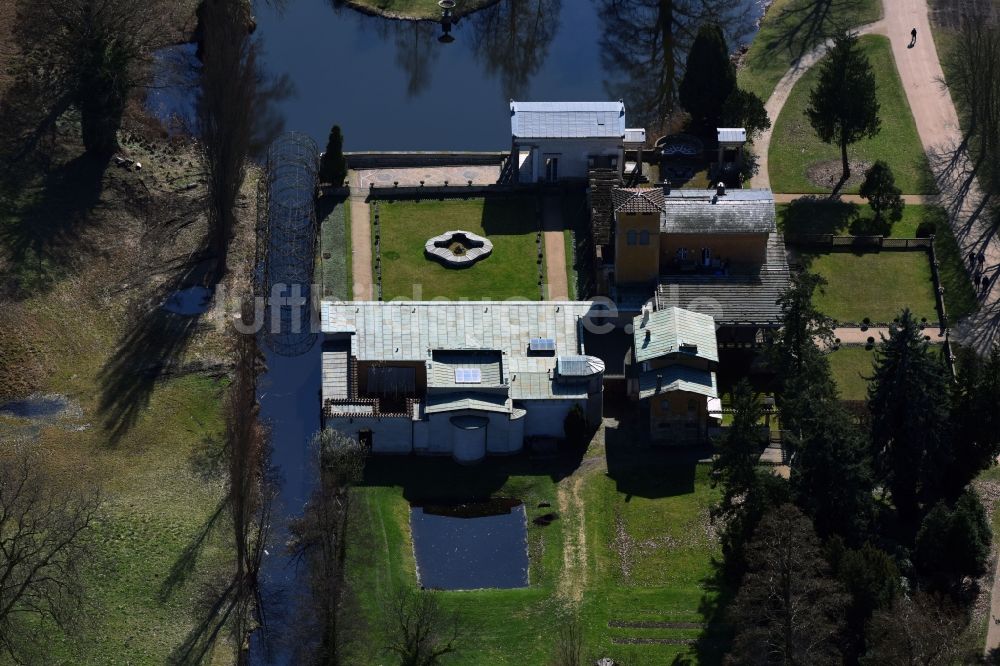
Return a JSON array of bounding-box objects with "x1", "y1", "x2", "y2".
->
[
  {"x1": 348, "y1": 170, "x2": 374, "y2": 300},
  {"x1": 750, "y1": 19, "x2": 886, "y2": 191},
  {"x1": 879, "y1": 0, "x2": 999, "y2": 354},
  {"x1": 555, "y1": 451, "x2": 606, "y2": 606},
  {"x1": 773, "y1": 193, "x2": 931, "y2": 205},
  {"x1": 543, "y1": 195, "x2": 569, "y2": 300}
]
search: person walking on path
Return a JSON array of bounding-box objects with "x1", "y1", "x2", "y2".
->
[{"x1": 909, "y1": 27, "x2": 918, "y2": 47}]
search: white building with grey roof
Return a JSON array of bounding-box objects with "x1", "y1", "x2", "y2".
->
[
  {"x1": 320, "y1": 301, "x2": 606, "y2": 463},
  {"x1": 510, "y1": 100, "x2": 646, "y2": 183}
]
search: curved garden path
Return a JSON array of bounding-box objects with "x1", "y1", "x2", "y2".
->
[{"x1": 752, "y1": 0, "x2": 999, "y2": 353}]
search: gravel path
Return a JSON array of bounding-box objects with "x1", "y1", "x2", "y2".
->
[
  {"x1": 349, "y1": 170, "x2": 374, "y2": 300},
  {"x1": 542, "y1": 195, "x2": 569, "y2": 300}
]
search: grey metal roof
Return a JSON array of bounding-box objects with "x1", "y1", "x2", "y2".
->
[
  {"x1": 427, "y1": 350, "x2": 504, "y2": 388},
  {"x1": 717, "y1": 128, "x2": 747, "y2": 143},
  {"x1": 613, "y1": 187, "x2": 664, "y2": 214},
  {"x1": 510, "y1": 372, "x2": 591, "y2": 400},
  {"x1": 557, "y1": 355, "x2": 605, "y2": 377},
  {"x1": 624, "y1": 128, "x2": 646, "y2": 144},
  {"x1": 661, "y1": 189, "x2": 776, "y2": 234},
  {"x1": 655, "y1": 234, "x2": 791, "y2": 326},
  {"x1": 510, "y1": 101, "x2": 626, "y2": 139},
  {"x1": 321, "y1": 340, "x2": 350, "y2": 404},
  {"x1": 633, "y1": 307, "x2": 719, "y2": 364},
  {"x1": 321, "y1": 301, "x2": 592, "y2": 362},
  {"x1": 424, "y1": 392, "x2": 512, "y2": 415},
  {"x1": 638, "y1": 367, "x2": 718, "y2": 400}
]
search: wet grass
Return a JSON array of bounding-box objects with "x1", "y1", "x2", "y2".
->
[
  {"x1": 345, "y1": 428, "x2": 725, "y2": 665},
  {"x1": 375, "y1": 197, "x2": 542, "y2": 301},
  {"x1": 738, "y1": 0, "x2": 882, "y2": 101},
  {"x1": 768, "y1": 35, "x2": 932, "y2": 195}
]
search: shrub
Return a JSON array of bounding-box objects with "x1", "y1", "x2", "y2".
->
[{"x1": 915, "y1": 220, "x2": 936, "y2": 238}]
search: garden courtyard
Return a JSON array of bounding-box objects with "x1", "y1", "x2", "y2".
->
[{"x1": 374, "y1": 197, "x2": 547, "y2": 301}]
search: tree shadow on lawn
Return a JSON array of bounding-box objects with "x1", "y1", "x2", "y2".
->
[
  {"x1": 760, "y1": 0, "x2": 875, "y2": 66},
  {"x1": 778, "y1": 196, "x2": 859, "y2": 235},
  {"x1": 97, "y1": 250, "x2": 223, "y2": 446},
  {"x1": 360, "y1": 445, "x2": 587, "y2": 503},
  {"x1": 481, "y1": 192, "x2": 540, "y2": 237},
  {"x1": 159, "y1": 497, "x2": 230, "y2": 602},
  {"x1": 671, "y1": 560, "x2": 734, "y2": 665},
  {"x1": 0, "y1": 152, "x2": 109, "y2": 296}
]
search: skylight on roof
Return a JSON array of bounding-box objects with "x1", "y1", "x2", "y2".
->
[
  {"x1": 529, "y1": 338, "x2": 556, "y2": 352},
  {"x1": 454, "y1": 368, "x2": 482, "y2": 384}
]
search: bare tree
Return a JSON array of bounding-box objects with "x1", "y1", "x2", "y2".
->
[
  {"x1": 287, "y1": 428, "x2": 367, "y2": 665},
  {"x1": 5, "y1": 0, "x2": 161, "y2": 158},
  {"x1": 382, "y1": 588, "x2": 460, "y2": 666},
  {"x1": 225, "y1": 296, "x2": 272, "y2": 661},
  {"x1": 0, "y1": 449, "x2": 101, "y2": 661}
]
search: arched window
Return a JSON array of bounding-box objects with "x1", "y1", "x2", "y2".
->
[
  {"x1": 639, "y1": 230, "x2": 650, "y2": 245},
  {"x1": 626, "y1": 230, "x2": 637, "y2": 246}
]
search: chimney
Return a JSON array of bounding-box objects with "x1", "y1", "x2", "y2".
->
[
  {"x1": 661, "y1": 182, "x2": 670, "y2": 196},
  {"x1": 716, "y1": 182, "x2": 726, "y2": 197},
  {"x1": 655, "y1": 373, "x2": 663, "y2": 393}
]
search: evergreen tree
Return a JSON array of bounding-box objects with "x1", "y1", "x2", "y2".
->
[
  {"x1": 859, "y1": 160, "x2": 904, "y2": 227},
  {"x1": 947, "y1": 346, "x2": 1000, "y2": 497},
  {"x1": 728, "y1": 504, "x2": 848, "y2": 665},
  {"x1": 868, "y1": 310, "x2": 952, "y2": 527},
  {"x1": 828, "y1": 539, "x2": 901, "y2": 660},
  {"x1": 915, "y1": 490, "x2": 992, "y2": 583},
  {"x1": 806, "y1": 32, "x2": 881, "y2": 194},
  {"x1": 713, "y1": 379, "x2": 765, "y2": 509},
  {"x1": 721, "y1": 87, "x2": 771, "y2": 141},
  {"x1": 320, "y1": 125, "x2": 348, "y2": 185},
  {"x1": 679, "y1": 23, "x2": 736, "y2": 136},
  {"x1": 791, "y1": 404, "x2": 875, "y2": 543}
]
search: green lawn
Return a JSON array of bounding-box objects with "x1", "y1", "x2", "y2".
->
[
  {"x1": 806, "y1": 251, "x2": 939, "y2": 323},
  {"x1": 317, "y1": 195, "x2": 351, "y2": 300},
  {"x1": 768, "y1": 35, "x2": 933, "y2": 195},
  {"x1": 738, "y1": 0, "x2": 883, "y2": 100},
  {"x1": 779, "y1": 202, "x2": 979, "y2": 321},
  {"x1": 344, "y1": 433, "x2": 725, "y2": 665},
  {"x1": 375, "y1": 197, "x2": 542, "y2": 301},
  {"x1": 826, "y1": 346, "x2": 876, "y2": 400},
  {"x1": 345, "y1": 0, "x2": 496, "y2": 19}
]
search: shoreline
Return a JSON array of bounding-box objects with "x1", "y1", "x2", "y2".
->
[{"x1": 343, "y1": 0, "x2": 501, "y2": 22}]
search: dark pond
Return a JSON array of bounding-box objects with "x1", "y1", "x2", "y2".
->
[
  {"x1": 0, "y1": 394, "x2": 76, "y2": 421},
  {"x1": 152, "y1": 0, "x2": 765, "y2": 151},
  {"x1": 161, "y1": 286, "x2": 213, "y2": 315},
  {"x1": 410, "y1": 501, "x2": 529, "y2": 590}
]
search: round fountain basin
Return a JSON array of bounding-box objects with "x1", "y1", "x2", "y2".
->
[{"x1": 425, "y1": 230, "x2": 493, "y2": 267}]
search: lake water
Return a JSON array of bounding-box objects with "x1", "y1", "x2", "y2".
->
[
  {"x1": 150, "y1": 0, "x2": 764, "y2": 151},
  {"x1": 411, "y1": 502, "x2": 530, "y2": 589}
]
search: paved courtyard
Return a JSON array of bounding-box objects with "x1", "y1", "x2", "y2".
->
[{"x1": 354, "y1": 164, "x2": 501, "y2": 189}]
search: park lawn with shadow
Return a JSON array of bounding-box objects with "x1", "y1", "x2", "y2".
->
[
  {"x1": 738, "y1": 0, "x2": 882, "y2": 100},
  {"x1": 804, "y1": 250, "x2": 939, "y2": 324},
  {"x1": 375, "y1": 197, "x2": 543, "y2": 301},
  {"x1": 778, "y1": 202, "x2": 979, "y2": 321},
  {"x1": 0, "y1": 135, "x2": 239, "y2": 662},
  {"x1": 768, "y1": 35, "x2": 933, "y2": 195},
  {"x1": 344, "y1": 416, "x2": 726, "y2": 665},
  {"x1": 826, "y1": 346, "x2": 877, "y2": 400}
]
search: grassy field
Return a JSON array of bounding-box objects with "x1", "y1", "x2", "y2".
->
[
  {"x1": 343, "y1": 426, "x2": 726, "y2": 665},
  {"x1": 738, "y1": 0, "x2": 882, "y2": 100},
  {"x1": 0, "y1": 126, "x2": 240, "y2": 663},
  {"x1": 345, "y1": 0, "x2": 498, "y2": 19},
  {"x1": 779, "y1": 202, "x2": 979, "y2": 321},
  {"x1": 768, "y1": 35, "x2": 932, "y2": 195},
  {"x1": 805, "y1": 251, "x2": 938, "y2": 323},
  {"x1": 826, "y1": 346, "x2": 876, "y2": 400},
  {"x1": 375, "y1": 197, "x2": 543, "y2": 301}
]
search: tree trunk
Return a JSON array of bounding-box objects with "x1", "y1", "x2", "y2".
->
[{"x1": 831, "y1": 138, "x2": 850, "y2": 197}]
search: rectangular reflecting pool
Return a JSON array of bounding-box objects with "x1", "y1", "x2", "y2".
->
[{"x1": 410, "y1": 501, "x2": 529, "y2": 590}]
